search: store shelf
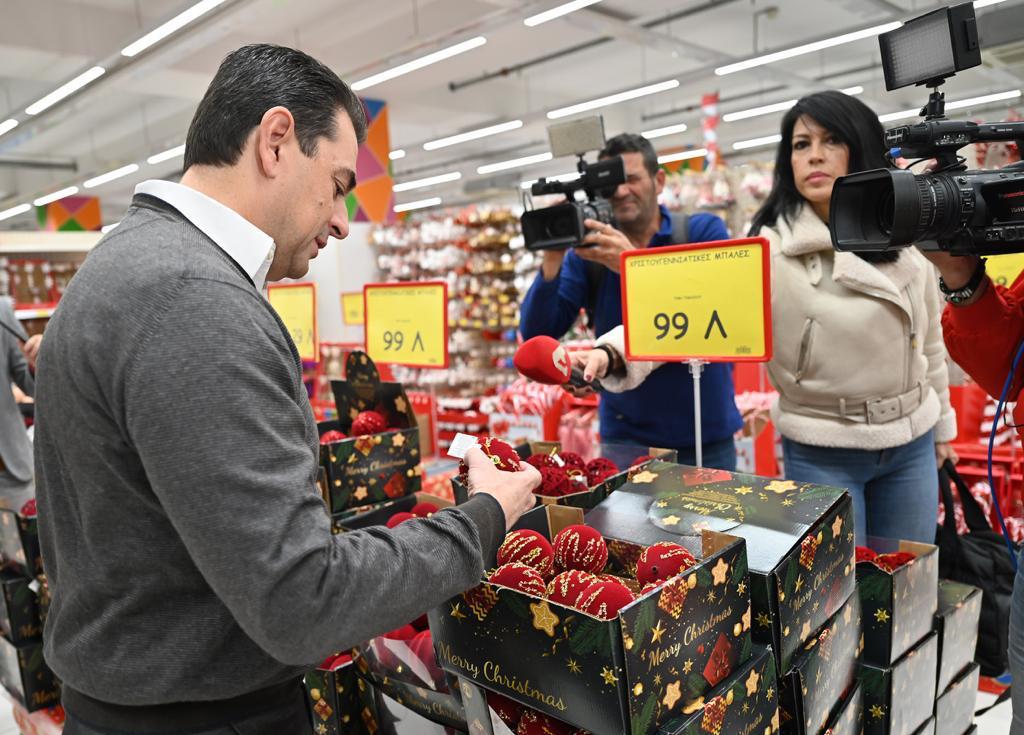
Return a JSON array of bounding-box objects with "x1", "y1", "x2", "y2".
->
[{"x1": 0, "y1": 231, "x2": 100, "y2": 254}]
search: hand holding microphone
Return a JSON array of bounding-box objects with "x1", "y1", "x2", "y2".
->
[{"x1": 513, "y1": 335, "x2": 606, "y2": 395}]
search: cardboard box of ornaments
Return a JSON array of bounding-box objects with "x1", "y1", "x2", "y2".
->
[
  {"x1": 429, "y1": 503, "x2": 755, "y2": 735},
  {"x1": 305, "y1": 653, "x2": 375, "y2": 735},
  {"x1": 450, "y1": 440, "x2": 676, "y2": 511},
  {"x1": 933, "y1": 579, "x2": 982, "y2": 696},
  {"x1": 933, "y1": 662, "x2": 979, "y2": 735},
  {"x1": 858, "y1": 631, "x2": 938, "y2": 735},
  {"x1": 317, "y1": 352, "x2": 422, "y2": 515},
  {"x1": 584, "y1": 460, "x2": 856, "y2": 674},
  {"x1": 818, "y1": 682, "x2": 863, "y2": 735}
]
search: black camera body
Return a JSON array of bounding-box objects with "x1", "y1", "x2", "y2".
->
[
  {"x1": 521, "y1": 155, "x2": 625, "y2": 251},
  {"x1": 830, "y1": 2, "x2": 1024, "y2": 256}
]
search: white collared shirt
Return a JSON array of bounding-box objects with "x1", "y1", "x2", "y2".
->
[{"x1": 135, "y1": 180, "x2": 276, "y2": 292}]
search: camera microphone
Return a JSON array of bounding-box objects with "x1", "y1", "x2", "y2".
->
[{"x1": 513, "y1": 336, "x2": 603, "y2": 391}]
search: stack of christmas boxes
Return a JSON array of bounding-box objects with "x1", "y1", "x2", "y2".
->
[
  {"x1": 856, "y1": 539, "x2": 941, "y2": 735},
  {"x1": 583, "y1": 462, "x2": 861, "y2": 735},
  {"x1": 931, "y1": 580, "x2": 982, "y2": 735},
  {"x1": 0, "y1": 504, "x2": 60, "y2": 714}
]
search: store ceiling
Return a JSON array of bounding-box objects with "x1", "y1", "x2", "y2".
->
[{"x1": 0, "y1": 0, "x2": 1022, "y2": 225}]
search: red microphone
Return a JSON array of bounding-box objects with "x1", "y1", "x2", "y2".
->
[{"x1": 514, "y1": 336, "x2": 602, "y2": 390}]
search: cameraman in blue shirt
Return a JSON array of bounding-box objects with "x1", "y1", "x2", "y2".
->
[{"x1": 519, "y1": 133, "x2": 742, "y2": 469}]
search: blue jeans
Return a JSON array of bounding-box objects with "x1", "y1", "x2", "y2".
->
[
  {"x1": 1011, "y1": 549, "x2": 1024, "y2": 733},
  {"x1": 782, "y1": 429, "x2": 937, "y2": 546},
  {"x1": 600, "y1": 438, "x2": 737, "y2": 473}
]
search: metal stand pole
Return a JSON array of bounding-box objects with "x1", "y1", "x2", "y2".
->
[{"x1": 689, "y1": 359, "x2": 706, "y2": 468}]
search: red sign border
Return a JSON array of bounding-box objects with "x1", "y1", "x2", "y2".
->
[{"x1": 363, "y1": 280, "x2": 450, "y2": 369}]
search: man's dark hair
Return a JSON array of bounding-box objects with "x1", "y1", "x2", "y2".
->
[
  {"x1": 599, "y1": 133, "x2": 659, "y2": 177},
  {"x1": 184, "y1": 44, "x2": 367, "y2": 170}
]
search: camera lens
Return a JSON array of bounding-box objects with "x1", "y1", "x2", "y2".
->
[{"x1": 877, "y1": 191, "x2": 896, "y2": 238}]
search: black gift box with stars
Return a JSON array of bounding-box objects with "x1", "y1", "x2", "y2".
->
[
  {"x1": 912, "y1": 718, "x2": 935, "y2": 735},
  {"x1": 657, "y1": 645, "x2": 780, "y2": 735},
  {"x1": 859, "y1": 631, "x2": 938, "y2": 735},
  {"x1": 586, "y1": 460, "x2": 855, "y2": 674},
  {"x1": 934, "y1": 663, "x2": 978, "y2": 735},
  {"x1": 0, "y1": 509, "x2": 41, "y2": 579},
  {"x1": 0, "y1": 635, "x2": 59, "y2": 713},
  {"x1": 933, "y1": 580, "x2": 982, "y2": 696},
  {"x1": 856, "y1": 540, "x2": 939, "y2": 668},
  {"x1": 779, "y1": 592, "x2": 861, "y2": 735},
  {"x1": 304, "y1": 658, "x2": 374, "y2": 735},
  {"x1": 817, "y1": 681, "x2": 863, "y2": 735},
  {"x1": 0, "y1": 572, "x2": 40, "y2": 645},
  {"x1": 428, "y1": 505, "x2": 754, "y2": 735},
  {"x1": 318, "y1": 351, "x2": 422, "y2": 514}
]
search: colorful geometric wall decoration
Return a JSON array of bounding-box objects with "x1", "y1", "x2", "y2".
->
[
  {"x1": 35, "y1": 195, "x2": 102, "y2": 231},
  {"x1": 346, "y1": 97, "x2": 396, "y2": 224}
]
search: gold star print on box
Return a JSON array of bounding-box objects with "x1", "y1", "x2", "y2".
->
[
  {"x1": 735, "y1": 486, "x2": 753, "y2": 495},
  {"x1": 656, "y1": 500, "x2": 668, "y2": 508},
  {"x1": 756, "y1": 612, "x2": 771, "y2": 628},
  {"x1": 600, "y1": 667, "x2": 618, "y2": 686},
  {"x1": 530, "y1": 601, "x2": 559, "y2": 637},
  {"x1": 831, "y1": 514, "x2": 843, "y2": 538},
  {"x1": 874, "y1": 608, "x2": 891, "y2": 624},
  {"x1": 449, "y1": 602, "x2": 466, "y2": 620},
  {"x1": 567, "y1": 658, "x2": 581, "y2": 674},
  {"x1": 745, "y1": 668, "x2": 760, "y2": 697},
  {"x1": 394, "y1": 396, "x2": 407, "y2": 414},
  {"x1": 632, "y1": 470, "x2": 658, "y2": 483},
  {"x1": 683, "y1": 659, "x2": 694, "y2": 674},
  {"x1": 354, "y1": 486, "x2": 368, "y2": 501},
  {"x1": 391, "y1": 433, "x2": 405, "y2": 447},
  {"x1": 800, "y1": 621, "x2": 812, "y2": 640},
  {"x1": 651, "y1": 621, "x2": 666, "y2": 644},
  {"x1": 711, "y1": 558, "x2": 729, "y2": 585},
  {"x1": 662, "y1": 681, "x2": 682, "y2": 709},
  {"x1": 663, "y1": 514, "x2": 681, "y2": 526},
  {"x1": 869, "y1": 704, "x2": 885, "y2": 720}
]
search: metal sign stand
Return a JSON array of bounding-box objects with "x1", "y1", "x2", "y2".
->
[{"x1": 689, "y1": 359, "x2": 706, "y2": 468}]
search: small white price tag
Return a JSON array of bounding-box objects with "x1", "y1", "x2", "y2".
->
[{"x1": 447, "y1": 433, "x2": 478, "y2": 460}]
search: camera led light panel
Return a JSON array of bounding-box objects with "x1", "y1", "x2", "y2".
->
[{"x1": 881, "y1": 10, "x2": 955, "y2": 89}]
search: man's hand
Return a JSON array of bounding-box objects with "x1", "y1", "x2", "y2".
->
[
  {"x1": 21, "y1": 334, "x2": 42, "y2": 370},
  {"x1": 541, "y1": 249, "x2": 566, "y2": 281},
  {"x1": 577, "y1": 219, "x2": 637, "y2": 274},
  {"x1": 935, "y1": 442, "x2": 959, "y2": 469},
  {"x1": 464, "y1": 445, "x2": 540, "y2": 530}
]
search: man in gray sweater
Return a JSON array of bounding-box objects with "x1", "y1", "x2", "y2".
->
[{"x1": 34, "y1": 44, "x2": 539, "y2": 735}]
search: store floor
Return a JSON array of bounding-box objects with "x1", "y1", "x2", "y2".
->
[{"x1": 0, "y1": 693, "x2": 1012, "y2": 734}]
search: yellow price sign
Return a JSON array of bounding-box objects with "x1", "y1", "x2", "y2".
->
[
  {"x1": 621, "y1": 237, "x2": 772, "y2": 362},
  {"x1": 341, "y1": 292, "x2": 365, "y2": 325},
  {"x1": 267, "y1": 282, "x2": 318, "y2": 361},
  {"x1": 987, "y1": 253, "x2": 1024, "y2": 289},
  {"x1": 364, "y1": 281, "x2": 449, "y2": 368}
]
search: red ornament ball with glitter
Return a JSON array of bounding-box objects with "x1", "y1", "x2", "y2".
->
[
  {"x1": 497, "y1": 530, "x2": 555, "y2": 577},
  {"x1": 575, "y1": 580, "x2": 637, "y2": 620},
  {"x1": 487, "y1": 692, "x2": 525, "y2": 729},
  {"x1": 19, "y1": 499, "x2": 36, "y2": 518},
  {"x1": 319, "y1": 429, "x2": 348, "y2": 445},
  {"x1": 517, "y1": 709, "x2": 575, "y2": 735},
  {"x1": 385, "y1": 512, "x2": 415, "y2": 529},
  {"x1": 410, "y1": 502, "x2": 439, "y2": 518},
  {"x1": 855, "y1": 546, "x2": 878, "y2": 564},
  {"x1": 350, "y1": 410, "x2": 387, "y2": 436},
  {"x1": 585, "y1": 457, "x2": 620, "y2": 486},
  {"x1": 526, "y1": 453, "x2": 559, "y2": 470},
  {"x1": 546, "y1": 570, "x2": 598, "y2": 607},
  {"x1": 538, "y1": 466, "x2": 571, "y2": 497},
  {"x1": 488, "y1": 563, "x2": 548, "y2": 597},
  {"x1": 640, "y1": 581, "x2": 663, "y2": 596},
  {"x1": 630, "y1": 455, "x2": 655, "y2": 467},
  {"x1": 557, "y1": 452, "x2": 585, "y2": 471},
  {"x1": 552, "y1": 525, "x2": 608, "y2": 574},
  {"x1": 636, "y1": 542, "x2": 698, "y2": 585},
  {"x1": 478, "y1": 437, "x2": 523, "y2": 472},
  {"x1": 873, "y1": 551, "x2": 917, "y2": 573}
]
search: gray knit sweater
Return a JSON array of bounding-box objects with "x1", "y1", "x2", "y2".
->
[{"x1": 34, "y1": 195, "x2": 504, "y2": 704}]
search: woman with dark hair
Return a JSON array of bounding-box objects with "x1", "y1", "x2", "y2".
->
[{"x1": 569, "y1": 91, "x2": 956, "y2": 545}]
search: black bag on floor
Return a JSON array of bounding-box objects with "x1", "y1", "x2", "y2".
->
[{"x1": 936, "y1": 459, "x2": 1017, "y2": 676}]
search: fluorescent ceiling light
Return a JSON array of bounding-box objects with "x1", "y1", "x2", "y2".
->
[
  {"x1": 524, "y1": 0, "x2": 602, "y2": 27},
  {"x1": 723, "y1": 99, "x2": 797, "y2": 122},
  {"x1": 841, "y1": 85, "x2": 864, "y2": 96},
  {"x1": 352, "y1": 36, "x2": 487, "y2": 91},
  {"x1": 547, "y1": 79, "x2": 680, "y2": 120},
  {"x1": 424, "y1": 120, "x2": 523, "y2": 151},
  {"x1": 394, "y1": 197, "x2": 442, "y2": 213},
  {"x1": 392, "y1": 171, "x2": 462, "y2": 192},
  {"x1": 0, "y1": 119, "x2": 18, "y2": 138},
  {"x1": 26, "y1": 66, "x2": 106, "y2": 115},
  {"x1": 878, "y1": 89, "x2": 1021, "y2": 123},
  {"x1": 477, "y1": 152, "x2": 553, "y2": 174},
  {"x1": 121, "y1": 0, "x2": 227, "y2": 57},
  {"x1": 974, "y1": 0, "x2": 1008, "y2": 8},
  {"x1": 520, "y1": 171, "x2": 581, "y2": 189},
  {"x1": 716, "y1": 22, "x2": 902, "y2": 76},
  {"x1": 84, "y1": 163, "x2": 140, "y2": 189},
  {"x1": 389, "y1": 149, "x2": 406, "y2": 160},
  {"x1": 732, "y1": 134, "x2": 782, "y2": 151},
  {"x1": 642, "y1": 122, "x2": 689, "y2": 139},
  {"x1": 101, "y1": 221, "x2": 120, "y2": 234},
  {"x1": 147, "y1": 144, "x2": 186, "y2": 165},
  {"x1": 33, "y1": 186, "x2": 79, "y2": 207},
  {"x1": 0, "y1": 203, "x2": 30, "y2": 222},
  {"x1": 658, "y1": 149, "x2": 708, "y2": 164}
]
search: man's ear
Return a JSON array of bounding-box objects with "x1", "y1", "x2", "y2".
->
[
  {"x1": 256, "y1": 106, "x2": 295, "y2": 178},
  {"x1": 654, "y1": 167, "x2": 666, "y2": 195}
]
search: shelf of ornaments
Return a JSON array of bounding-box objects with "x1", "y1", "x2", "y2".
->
[{"x1": 661, "y1": 163, "x2": 773, "y2": 239}]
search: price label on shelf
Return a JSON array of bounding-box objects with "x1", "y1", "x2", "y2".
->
[
  {"x1": 987, "y1": 253, "x2": 1024, "y2": 289},
  {"x1": 341, "y1": 292, "x2": 365, "y2": 325},
  {"x1": 364, "y1": 281, "x2": 449, "y2": 368},
  {"x1": 267, "y1": 282, "x2": 318, "y2": 362},
  {"x1": 621, "y1": 237, "x2": 772, "y2": 362}
]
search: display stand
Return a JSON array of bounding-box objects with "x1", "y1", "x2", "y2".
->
[{"x1": 690, "y1": 359, "x2": 706, "y2": 467}]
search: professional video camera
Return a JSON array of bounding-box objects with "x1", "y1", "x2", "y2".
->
[
  {"x1": 830, "y1": 2, "x2": 1024, "y2": 256},
  {"x1": 520, "y1": 116, "x2": 625, "y2": 251}
]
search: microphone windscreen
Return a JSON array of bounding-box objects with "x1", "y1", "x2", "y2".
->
[{"x1": 513, "y1": 335, "x2": 572, "y2": 385}]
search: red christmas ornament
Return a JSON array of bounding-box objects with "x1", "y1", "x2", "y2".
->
[
  {"x1": 565, "y1": 469, "x2": 589, "y2": 494},
  {"x1": 479, "y1": 436, "x2": 523, "y2": 472},
  {"x1": 498, "y1": 530, "x2": 555, "y2": 577},
  {"x1": 855, "y1": 546, "x2": 878, "y2": 564},
  {"x1": 488, "y1": 563, "x2": 548, "y2": 597},
  {"x1": 636, "y1": 542, "x2": 698, "y2": 585},
  {"x1": 517, "y1": 709, "x2": 574, "y2": 735},
  {"x1": 351, "y1": 410, "x2": 387, "y2": 436},
  {"x1": 539, "y1": 466, "x2": 571, "y2": 497},
  {"x1": 526, "y1": 453, "x2": 559, "y2": 470},
  {"x1": 640, "y1": 581, "x2": 663, "y2": 596},
  {"x1": 319, "y1": 429, "x2": 348, "y2": 445},
  {"x1": 546, "y1": 570, "x2": 598, "y2": 607},
  {"x1": 553, "y1": 525, "x2": 609, "y2": 573},
  {"x1": 557, "y1": 452, "x2": 585, "y2": 471},
  {"x1": 19, "y1": 499, "x2": 36, "y2": 518},
  {"x1": 873, "y1": 551, "x2": 917, "y2": 573},
  {"x1": 576, "y1": 580, "x2": 636, "y2": 620},
  {"x1": 702, "y1": 632, "x2": 734, "y2": 687},
  {"x1": 595, "y1": 573, "x2": 631, "y2": 588},
  {"x1": 385, "y1": 512, "x2": 416, "y2": 529},
  {"x1": 487, "y1": 692, "x2": 525, "y2": 729},
  {"x1": 411, "y1": 502, "x2": 440, "y2": 518},
  {"x1": 408, "y1": 629, "x2": 445, "y2": 689},
  {"x1": 585, "y1": 457, "x2": 620, "y2": 486},
  {"x1": 383, "y1": 624, "x2": 418, "y2": 641}
]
